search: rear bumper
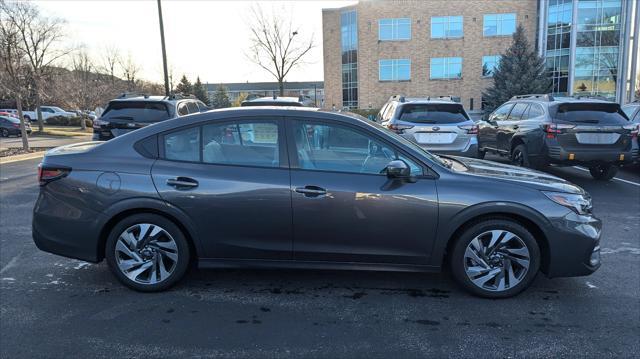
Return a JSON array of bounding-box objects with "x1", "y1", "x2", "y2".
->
[
  {"x1": 543, "y1": 141, "x2": 638, "y2": 166},
  {"x1": 544, "y1": 212, "x2": 602, "y2": 278},
  {"x1": 92, "y1": 129, "x2": 114, "y2": 141},
  {"x1": 416, "y1": 137, "x2": 480, "y2": 158}
]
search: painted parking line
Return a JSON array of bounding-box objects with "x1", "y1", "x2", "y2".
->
[{"x1": 572, "y1": 166, "x2": 640, "y2": 187}]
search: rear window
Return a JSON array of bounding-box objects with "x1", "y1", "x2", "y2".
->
[
  {"x1": 551, "y1": 103, "x2": 629, "y2": 125},
  {"x1": 101, "y1": 101, "x2": 170, "y2": 123},
  {"x1": 398, "y1": 104, "x2": 469, "y2": 124}
]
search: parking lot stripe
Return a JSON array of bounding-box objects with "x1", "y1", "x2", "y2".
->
[{"x1": 573, "y1": 166, "x2": 640, "y2": 187}]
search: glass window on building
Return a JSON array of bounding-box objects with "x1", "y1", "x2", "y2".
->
[
  {"x1": 379, "y1": 59, "x2": 411, "y2": 81},
  {"x1": 482, "y1": 55, "x2": 501, "y2": 77},
  {"x1": 341, "y1": 10, "x2": 358, "y2": 108},
  {"x1": 483, "y1": 13, "x2": 516, "y2": 36},
  {"x1": 430, "y1": 57, "x2": 462, "y2": 80},
  {"x1": 546, "y1": 0, "x2": 573, "y2": 94},
  {"x1": 431, "y1": 16, "x2": 463, "y2": 38},
  {"x1": 379, "y1": 18, "x2": 411, "y2": 41},
  {"x1": 574, "y1": 0, "x2": 623, "y2": 100}
]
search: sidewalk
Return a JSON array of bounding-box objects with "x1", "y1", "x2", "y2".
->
[{"x1": 0, "y1": 133, "x2": 92, "y2": 151}]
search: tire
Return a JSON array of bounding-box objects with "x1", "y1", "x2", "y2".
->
[
  {"x1": 477, "y1": 148, "x2": 486, "y2": 159},
  {"x1": 511, "y1": 144, "x2": 548, "y2": 170},
  {"x1": 105, "y1": 213, "x2": 190, "y2": 292},
  {"x1": 449, "y1": 218, "x2": 540, "y2": 298},
  {"x1": 0, "y1": 129, "x2": 8, "y2": 137},
  {"x1": 589, "y1": 163, "x2": 618, "y2": 181}
]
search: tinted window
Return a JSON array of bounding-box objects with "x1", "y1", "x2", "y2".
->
[
  {"x1": 551, "y1": 103, "x2": 629, "y2": 124},
  {"x1": 507, "y1": 103, "x2": 529, "y2": 121},
  {"x1": 398, "y1": 104, "x2": 469, "y2": 124},
  {"x1": 177, "y1": 103, "x2": 189, "y2": 116},
  {"x1": 187, "y1": 102, "x2": 199, "y2": 114},
  {"x1": 102, "y1": 101, "x2": 170, "y2": 123},
  {"x1": 164, "y1": 127, "x2": 200, "y2": 162},
  {"x1": 528, "y1": 104, "x2": 544, "y2": 118},
  {"x1": 621, "y1": 105, "x2": 637, "y2": 119},
  {"x1": 490, "y1": 103, "x2": 514, "y2": 121},
  {"x1": 202, "y1": 122, "x2": 279, "y2": 167},
  {"x1": 383, "y1": 102, "x2": 397, "y2": 121},
  {"x1": 293, "y1": 122, "x2": 422, "y2": 175}
]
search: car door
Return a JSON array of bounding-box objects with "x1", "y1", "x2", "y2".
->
[
  {"x1": 152, "y1": 117, "x2": 293, "y2": 260},
  {"x1": 499, "y1": 102, "x2": 529, "y2": 151},
  {"x1": 479, "y1": 103, "x2": 514, "y2": 152},
  {"x1": 286, "y1": 117, "x2": 439, "y2": 265}
]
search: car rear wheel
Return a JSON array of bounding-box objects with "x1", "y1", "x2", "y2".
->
[
  {"x1": 477, "y1": 149, "x2": 486, "y2": 159},
  {"x1": 105, "y1": 213, "x2": 190, "y2": 292},
  {"x1": 589, "y1": 164, "x2": 618, "y2": 180},
  {"x1": 450, "y1": 219, "x2": 540, "y2": 298},
  {"x1": 0, "y1": 129, "x2": 8, "y2": 137}
]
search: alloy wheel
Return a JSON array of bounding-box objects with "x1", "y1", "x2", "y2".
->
[
  {"x1": 114, "y1": 223, "x2": 179, "y2": 285},
  {"x1": 512, "y1": 150, "x2": 524, "y2": 166},
  {"x1": 463, "y1": 230, "x2": 530, "y2": 292}
]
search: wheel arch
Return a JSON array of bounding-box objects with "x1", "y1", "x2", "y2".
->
[
  {"x1": 96, "y1": 198, "x2": 203, "y2": 264},
  {"x1": 434, "y1": 203, "x2": 551, "y2": 275}
]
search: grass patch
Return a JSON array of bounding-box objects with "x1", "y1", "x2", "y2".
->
[{"x1": 31, "y1": 125, "x2": 93, "y2": 137}]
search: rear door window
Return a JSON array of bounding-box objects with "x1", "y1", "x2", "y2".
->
[
  {"x1": 202, "y1": 121, "x2": 279, "y2": 167},
  {"x1": 551, "y1": 103, "x2": 629, "y2": 125},
  {"x1": 164, "y1": 126, "x2": 200, "y2": 162},
  {"x1": 527, "y1": 103, "x2": 545, "y2": 118},
  {"x1": 398, "y1": 103, "x2": 470, "y2": 124},
  {"x1": 507, "y1": 103, "x2": 529, "y2": 121},
  {"x1": 177, "y1": 103, "x2": 189, "y2": 116},
  {"x1": 187, "y1": 101, "x2": 199, "y2": 114},
  {"x1": 102, "y1": 101, "x2": 170, "y2": 123},
  {"x1": 490, "y1": 103, "x2": 514, "y2": 122}
]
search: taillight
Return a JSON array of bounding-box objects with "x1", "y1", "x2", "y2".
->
[
  {"x1": 543, "y1": 123, "x2": 575, "y2": 139},
  {"x1": 38, "y1": 163, "x2": 71, "y2": 186},
  {"x1": 458, "y1": 124, "x2": 478, "y2": 134},
  {"x1": 623, "y1": 124, "x2": 639, "y2": 139},
  {"x1": 387, "y1": 123, "x2": 414, "y2": 134}
]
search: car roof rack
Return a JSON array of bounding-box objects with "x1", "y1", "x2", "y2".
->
[
  {"x1": 390, "y1": 95, "x2": 408, "y2": 103},
  {"x1": 572, "y1": 94, "x2": 609, "y2": 101},
  {"x1": 510, "y1": 94, "x2": 555, "y2": 101},
  {"x1": 166, "y1": 93, "x2": 196, "y2": 100},
  {"x1": 118, "y1": 92, "x2": 149, "y2": 99}
]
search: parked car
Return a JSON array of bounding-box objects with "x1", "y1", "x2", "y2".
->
[
  {"x1": 376, "y1": 95, "x2": 480, "y2": 158},
  {"x1": 478, "y1": 94, "x2": 638, "y2": 180},
  {"x1": 241, "y1": 95, "x2": 315, "y2": 107},
  {"x1": 622, "y1": 102, "x2": 640, "y2": 165},
  {"x1": 33, "y1": 107, "x2": 602, "y2": 298},
  {"x1": 20, "y1": 106, "x2": 76, "y2": 122},
  {"x1": 92, "y1": 94, "x2": 209, "y2": 141},
  {"x1": 0, "y1": 115, "x2": 31, "y2": 137},
  {"x1": 0, "y1": 111, "x2": 18, "y2": 118}
]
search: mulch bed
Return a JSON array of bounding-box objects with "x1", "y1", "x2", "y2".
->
[{"x1": 0, "y1": 147, "x2": 51, "y2": 158}]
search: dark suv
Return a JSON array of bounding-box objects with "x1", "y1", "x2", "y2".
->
[
  {"x1": 93, "y1": 94, "x2": 209, "y2": 141},
  {"x1": 478, "y1": 94, "x2": 638, "y2": 180}
]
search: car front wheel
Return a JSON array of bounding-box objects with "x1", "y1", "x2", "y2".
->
[
  {"x1": 0, "y1": 129, "x2": 8, "y2": 137},
  {"x1": 450, "y1": 219, "x2": 540, "y2": 298},
  {"x1": 589, "y1": 163, "x2": 618, "y2": 180},
  {"x1": 105, "y1": 213, "x2": 190, "y2": 292}
]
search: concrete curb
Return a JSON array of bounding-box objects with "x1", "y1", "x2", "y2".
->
[{"x1": 0, "y1": 151, "x2": 45, "y2": 165}]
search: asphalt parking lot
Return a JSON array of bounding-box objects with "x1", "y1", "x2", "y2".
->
[{"x1": 1, "y1": 155, "x2": 639, "y2": 358}]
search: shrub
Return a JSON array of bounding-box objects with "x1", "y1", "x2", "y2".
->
[
  {"x1": 45, "y1": 115, "x2": 92, "y2": 127},
  {"x1": 348, "y1": 108, "x2": 380, "y2": 121}
]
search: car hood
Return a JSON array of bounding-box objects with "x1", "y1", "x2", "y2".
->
[{"x1": 449, "y1": 156, "x2": 585, "y2": 194}]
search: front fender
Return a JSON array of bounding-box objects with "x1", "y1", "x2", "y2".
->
[{"x1": 429, "y1": 201, "x2": 551, "y2": 267}]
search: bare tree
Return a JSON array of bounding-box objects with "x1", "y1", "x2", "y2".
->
[
  {"x1": 1, "y1": 1, "x2": 72, "y2": 131},
  {"x1": 0, "y1": 1, "x2": 31, "y2": 150},
  {"x1": 101, "y1": 44, "x2": 120, "y2": 86},
  {"x1": 247, "y1": 4, "x2": 315, "y2": 96},
  {"x1": 119, "y1": 52, "x2": 139, "y2": 92}
]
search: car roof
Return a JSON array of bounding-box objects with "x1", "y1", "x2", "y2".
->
[{"x1": 109, "y1": 96, "x2": 172, "y2": 103}]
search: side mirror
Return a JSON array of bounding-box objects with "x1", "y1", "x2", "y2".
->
[{"x1": 384, "y1": 159, "x2": 411, "y2": 178}]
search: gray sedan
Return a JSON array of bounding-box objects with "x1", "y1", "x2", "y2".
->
[{"x1": 32, "y1": 107, "x2": 601, "y2": 298}]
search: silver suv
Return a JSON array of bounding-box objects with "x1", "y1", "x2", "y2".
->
[{"x1": 377, "y1": 95, "x2": 479, "y2": 158}]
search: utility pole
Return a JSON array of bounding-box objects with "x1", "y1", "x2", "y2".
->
[{"x1": 157, "y1": 0, "x2": 170, "y2": 96}]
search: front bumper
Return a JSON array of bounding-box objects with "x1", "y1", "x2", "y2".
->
[{"x1": 544, "y1": 211, "x2": 602, "y2": 278}]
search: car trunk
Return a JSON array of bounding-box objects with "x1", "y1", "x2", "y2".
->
[
  {"x1": 395, "y1": 103, "x2": 472, "y2": 146},
  {"x1": 551, "y1": 103, "x2": 632, "y2": 152},
  {"x1": 99, "y1": 101, "x2": 170, "y2": 138}
]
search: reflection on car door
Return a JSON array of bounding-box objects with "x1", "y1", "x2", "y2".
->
[
  {"x1": 499, "y1": 102, "x2": 529, "y2": 151},
  {"x1": 152, "y1": 118, "x2": 293, "y2": 260},
  {"x1": 479, "y1": 103, "x2": 513, "y2": 151},
  {"x1": 286, "y1": 118, "x2": 438, "y2": 265}
]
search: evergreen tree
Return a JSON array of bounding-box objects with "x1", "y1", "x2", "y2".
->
[
  {"x1": 211, "y1": 84, "x2": 231, "y2": 109},
  {"x1": 174, "y1": 75, "x2": 193, "y2": 95},
  {"x1": 193, "y1": 77, "x2": 210, "y2": 105},
  {"x1": 482, "y1": 25, "x2": 551, "y2": 114}
]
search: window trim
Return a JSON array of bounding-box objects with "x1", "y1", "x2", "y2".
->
[
  {"x1": 483, "y1": 13, "x2": 517, "y2": 37},
  {"x1": 378, "y1": 18, "x2": 412, "y2": 41},
  {"x1": 158, "y1": 116, "x2": 289, "y2": 170},
  {"x1": 430, "y1": 57, "x2": 463, "y2": 80},
  {"x1": 379, "y1": 59, "x2": 412, "y2": 82},
  {"x1": 284, "y1": 117, "x2": 434, "y2": 178},
  {"x1": 430, "y1": 15, "x2": 464, "y2": 39}
]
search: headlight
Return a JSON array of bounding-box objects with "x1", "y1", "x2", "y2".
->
[{"x1": 543, "y1": 191, "x2": 592, "y2": 215}]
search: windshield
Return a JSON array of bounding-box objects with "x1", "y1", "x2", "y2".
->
[
  {"x1": 398, "y1": 103, "x2": 469, "y2": 124},
  {"x1": 367, "y1": 119, "x2": 449, "y2": 168},
  {"x1": 551, "y1": 103, "x2": 629, "y2": 124},
  {"x1": 50, "y1": 107, "x2": 65, "y2": 112},
  {"x1": 101, "y1": 101, "x2": 170, "y2": 123}
]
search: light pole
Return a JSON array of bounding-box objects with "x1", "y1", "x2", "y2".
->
[{"x1": 157, "y1": 0, "x2": 170, "y2": 96}]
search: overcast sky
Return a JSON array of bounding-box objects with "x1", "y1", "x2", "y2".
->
[{"x1": 36, "y1": 1, "x2": 356, "y2": 85}]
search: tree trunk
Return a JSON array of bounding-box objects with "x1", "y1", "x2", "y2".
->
[
  {"x1": 16, "y1": 96, "x2": 29, "y2": 151},
  {"x1": 34, "y1": 85, "x2": 44, "y2": 132},
  {"x1": 278, "y1": 80, "x2": 284, "y2": 96}
]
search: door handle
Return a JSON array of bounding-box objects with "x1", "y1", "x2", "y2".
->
[
  {"x1": 295, "y1": 185, "x2": 327, "y2": 197},
  {"x1": 166, "y1": 177, "x2": 199, "y2": 189}
]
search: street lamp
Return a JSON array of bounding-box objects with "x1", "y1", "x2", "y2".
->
[{"x1": 157, "y1": 0, "x2": 170, "y2": 96}]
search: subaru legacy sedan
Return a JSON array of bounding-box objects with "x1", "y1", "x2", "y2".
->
[{"x1": 33, "y1": 107, "x2": 601, "y2": 298}]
